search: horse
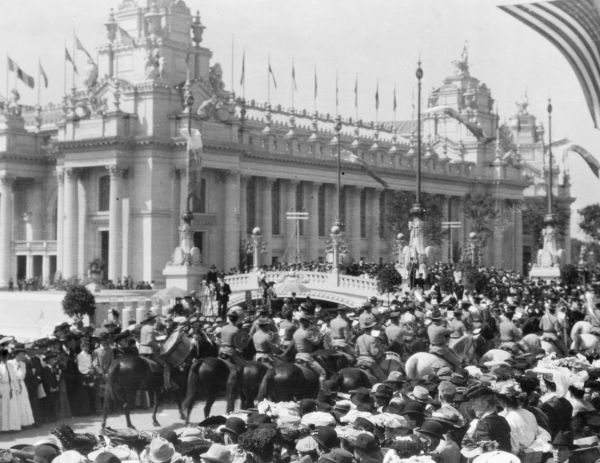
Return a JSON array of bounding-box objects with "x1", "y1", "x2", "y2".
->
[
  {"x1": 480, "y1": 333, "x2": 544, "y2": 365},
  {"x1": 570, "y1": 321, "x2": 600, "y2": 354},
  {"x1": 101, "y1": 327, "x2": 200, "y2": 429},
  {"x1": 181, "y1": 333, "x2": 267, "y2": 423},
  {"x1": 404, "y1": 334, "x2": 475, "y2": 380},
  {"x1": 256, "y1": 361, "x2": 320, "y2": 402}
]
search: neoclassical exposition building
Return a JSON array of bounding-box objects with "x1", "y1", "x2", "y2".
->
[{"x1": 0, "y1": 0, "x2": 537, "y2": 288}]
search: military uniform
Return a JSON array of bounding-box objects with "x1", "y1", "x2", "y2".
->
[
  {"x1": 329, "y1": 314, "x2": 353, "y2": 356},
  {"x1": 293, "y1": 325, "x2": 326, "y2": 382},
  {"x1": 427, "y1": 324, "x2": 461, "y2": 370},
  {"x1": 253, "y1": 328, "x2": 280, "y2": 363},
  {"x1": 278, "y1": 318, "x2": 297, "y2": 349},
  {"x1": 499, "y1": 314, "x2": 522, "y2": 351},
  {"x1": 355, "y1": 332, "x2": 386, "y2": 380},
  {"x1": 139, "y1": 320, "x2": 170, "y2": 389},
  {"x1": 448, "y1": 317, "x2": 466, "y2": 340},
  {"x1": 219, "y1": 322, "x2": 248, "y2": 368},
  {"x1": 540, "y1": 312, "x2": 567, "y2": 355}
]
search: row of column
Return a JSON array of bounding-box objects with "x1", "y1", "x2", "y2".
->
[
  {"x1": 0, "y1": 175, "x2": 15, "y2": 287},
  {"x1": 56, "y1": 165, "x2": 127, "y2": 281},
  {"x1": 232, "y1": 175, "x2": 385, "y2": 265}
]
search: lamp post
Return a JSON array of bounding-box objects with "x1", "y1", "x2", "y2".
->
[
  {"x1": 414, "y1": 61, "x2": 423, "y2": 212},
  {"x1": 251, "y1": 227, "x2": 262, "y2": 271},
  {"x1": 334, "y1": 115, "x2": 343, "y2": 229},
  {"x1": 396, "y1": 233, "x2": 405, "y2": 266},
  {"x1": 330, "y1": 224, "x2": 342, "y2": 285},
  {"x1": 183, "y1": 78, "x2": 195, "y2": 221},
  {"x1": 545, "y1": 98, "x2": 554, "y2": 225}
]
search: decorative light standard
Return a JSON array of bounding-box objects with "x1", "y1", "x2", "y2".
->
[
  {"x1": 334, "y1": 115, "x2": 343, "y2": 229},
  {"x1": 250, "y1": 227, "x2": 263, "y2": 271},
  {"x1": 329, "y1": 224, "x2": 342, "y2": 285},
  {"x1": 395, "y1": 233, "x2": 406, "y2": 270},
  {"x1": 545, "y1": 98, "x2": 554, "y2": 225}
]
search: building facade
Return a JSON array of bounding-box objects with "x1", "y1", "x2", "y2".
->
[{"x1": 0, "y1": 0, "x2": 529, "y2": 289}]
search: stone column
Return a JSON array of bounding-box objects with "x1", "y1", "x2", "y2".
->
[
  {"x1": 120, "y1": 168, "x2": 130, "y2": 279},
  {"x1": 77, "y1": 169, "x2": 88, "y2": 278},
  {"x1": 368, "y1": 188, "x2": 381, "y2": 263},
  {"x1": 223, "y1": 171, "x2": 241, "y2": 271},
  {"x1": 240, "y1": 175, "x2": 248, "y2": 239},
  {"x1": 26, "y1": 254, "x2": 33, "y2": 278},
  {"x1": 308, "y1": 182, "x2": 321, "y2": 261},
  {"x1": 493, "y1": 202, "x2": 505, "y2": 268},
  {"x1": 171, "y1": 168, "x2": 182, "y2": 250},
  {"x1": 348, "y1": 186, "x2": 361, "y2": 261},
  {"x1": 30, "y1": 179, "x2": 44, "y2": 240},
  {"x1": 107, "y1": 165, "x2": 123, "y2": 282},
  {"x1": 514, "y1": 206, "x2": 524, "y2": 273},
  {"x1": 42, "y1": 253, "x2": 50, "y2": 286},
  {"x1": 0, "y1": 175, "x2": 14, "y2": 287},
  {"x1": 55, "y1": 169, "x2": 64, "y2": 276},
  {"x1": 63, "y1": 168, "x2": 78, "y2": 279},
  {"x1": 261, "y1": 178, "x2": 274, "y2": 265}
]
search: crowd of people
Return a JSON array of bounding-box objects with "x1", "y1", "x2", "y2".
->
[{"x1": 1, "y1": 263, "x2": 600, "y2": 463}]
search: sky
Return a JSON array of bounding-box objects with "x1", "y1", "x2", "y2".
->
[{"x1": 1, "y1": 0, "x2": 598, "y2": 240}]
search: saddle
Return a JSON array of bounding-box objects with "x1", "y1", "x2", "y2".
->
[{"x1": 140, "y1": 356, "x2": 163, "y2": 374}]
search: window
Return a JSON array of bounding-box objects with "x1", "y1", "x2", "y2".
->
[
  {"x1": 192, "y1": 177, "x2": 207, "y2": 213},
  {"x1": 272, "y1": 180, "x2": 280, "y2": 235},
  {"x1": 360, "y1": 189, "x2": 367, "y2": 238},
  {"x1": 193, "y1": 232, "x2": 204, "y2": 258},
  {"x1": 98, "y1": 175, "x2": 110, "y2": 211},
  {"x1": 296, "y1": 183, "x2": 304, "y2": 235},
  {"x1": 318, "y1": 184, "x2": 326, "y2": 236}
]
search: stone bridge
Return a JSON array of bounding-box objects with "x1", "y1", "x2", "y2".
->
[{"x1": 225, "y1": 271, "x2": 379, "y2": 308}]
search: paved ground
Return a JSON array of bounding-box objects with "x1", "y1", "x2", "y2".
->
[{"x1": 0, "y1": 399, "x2": 228, "y2": 447}]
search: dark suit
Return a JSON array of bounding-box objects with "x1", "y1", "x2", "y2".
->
[
  {"x1": 541, "y1": 396, "x2": 573, "y2": 438},
  {"x1": 217, "y1": 282, "x2": 231, "y2": 319},
  {"x1": 40, "y1": 364, "x2": 59, "y2": 423},
  {"x1": 24, "y1": 357, "x2": 41, "y2": 423},
  {"x1": 462, "y1": 412, "x2": 512, "y2": 453}
]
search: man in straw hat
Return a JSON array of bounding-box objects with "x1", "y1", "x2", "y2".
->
[{"x1": 139, "y1": 313, "x2": 170, "y2": 390}]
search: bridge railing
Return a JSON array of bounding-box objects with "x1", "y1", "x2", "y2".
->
[{"x1": 224, "y1": 270, "x2": 378, "y2": 298}]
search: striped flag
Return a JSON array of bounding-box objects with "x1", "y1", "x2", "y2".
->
[
  {"x1": 7, "y1": 57, "x2": 35, "y2": 88},
  {"x1": 567, "y1": 144, "x2": 600, "y2": 177},
  {"x1": 75, "y1": 34, "x2": 93, "y2": 60},
  {"x1": 499, "y1": 1, "x2": 600, "y2": 128},
  {"x1": 65, "y1": 47, "x2": 78, "y2": 74},
  {"x1": 39, "y1": 60, "x2": 48, "y2": 88},
  {"x1": 268, "y1": 60, "x2": 277, "y2": 89}
]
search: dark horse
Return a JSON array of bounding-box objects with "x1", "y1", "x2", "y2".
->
[
  {"x1": 182, "y1": 333, "x2": 267, "y2": 423},
  {"x1": 102, "y1": 329, "x2": 197, "y2": 429}
]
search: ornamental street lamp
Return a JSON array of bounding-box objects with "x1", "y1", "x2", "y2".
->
[{"x1": 251, "y1": 227, "x2": 263, "y2": 271}]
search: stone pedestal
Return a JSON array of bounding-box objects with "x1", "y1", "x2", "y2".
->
[
  {"x1": 162, "y1": 264, "x2": 205, "y2": 292},
  {"x1": 529, "y1": 265, "x2": 561, "y2": 281}
]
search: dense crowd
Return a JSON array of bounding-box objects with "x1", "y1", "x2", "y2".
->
[{"x1": 1, "y1": 264, "x2": 600, "y2": 463}]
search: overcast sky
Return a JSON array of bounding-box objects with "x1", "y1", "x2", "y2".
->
[{"x1": 1, "y1": 0, "x2": 598, "y2": 240}]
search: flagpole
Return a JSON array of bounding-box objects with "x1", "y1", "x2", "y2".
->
[
  {"x1": 230, "y1": 34, "x2": 234, "y2": 94},
  {"x1": 375, "y1": 79, "x2": 379, "y2": 126},
  {"x1": 267, "y1": 54, "x2": 271, "y2": 104},
  {"x1": 63, "y1": 45, "x2": 67, "y2": 96},
  {"x1": 5, "y1": 54, "x2": 8, "y2": 100},
  {"x1": 313, "y1": 64, "x2": 317, "y2": 113},
  {"x1": 355, "y1": 74, "x2": 358, "y2": 122},
  {"x1": 291, "y1": 59, "x2": 294, "y2": 110},
  {"x1": 72, "y1": 30, "x2": 76, "y2": 90},
  {"x1": 242, "y1": 49, "x2": 246, "y2": 99},
  {"x1": 37, "y1": 59, "x2": 41, "y2": 105},
  {"x1": 335, "y1": 70, "x2": 339, "y2": 115}
]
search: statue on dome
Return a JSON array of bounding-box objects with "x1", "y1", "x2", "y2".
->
[
  {"x1": 145, "y1": 48, "x2": 160, "y2": 79},
  {"x1": 84, "y1": 58, "x2": 99, "y2": 90},
  {"x1": 516, "y1": 92, "x2": 529, "y2": 115},
  {"x1": 452, "y1": 42, "x2": 470, "y2": 77},
  {"x1": 7, "y1": 89, "x2": 22, "y2": 117},
  {"x1": 209, "y1": 63, "x2": 226, "y2": 95}
]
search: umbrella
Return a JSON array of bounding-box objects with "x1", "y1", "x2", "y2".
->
[{"x1": 154, "y1": 286, "x2": 188, "y2": 301}]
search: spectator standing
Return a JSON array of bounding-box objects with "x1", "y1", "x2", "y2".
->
[
  {"x1": 8, "y1": 343, "x2": 34, "y2": 427},
  {"x1": 0, "y1": 348, "x2": 21, "y2": 431}
]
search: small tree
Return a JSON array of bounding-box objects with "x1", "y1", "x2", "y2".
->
[
  {"x1": 62, "y1": 283, "x2": 96, "y2": 320},
  {"x1": 376, "y1": 264, "x2": 403, "y2": 305},
  {"x1": 579, "y1": 204, "x2": 600, "y2": 242}
]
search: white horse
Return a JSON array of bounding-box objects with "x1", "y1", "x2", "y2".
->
[{"x1": 405, "y1": 335, "x2": 474, "y2": 380}]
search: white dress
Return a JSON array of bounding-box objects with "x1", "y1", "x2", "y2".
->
[
  {"x1": 8, "y1": 359, "x2": 34, "y2": 426},
  {"x1": 0, "y1": 361, "x2": 21, "y2": 431}
]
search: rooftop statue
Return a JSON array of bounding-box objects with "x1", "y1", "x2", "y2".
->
[
  {"x1": 452, "y1": 42, "x2": 470, "y2": 77},
  {"x1": 516, "y1": 92, "x2": 529, "y2": 115}
]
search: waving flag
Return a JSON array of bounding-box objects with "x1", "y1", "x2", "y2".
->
[
  {"x1": 425, "y1": 105, "x2": 493, "y2": 143},
  {"x1": 567, "y1": 144, "x2": 600, "y2": 177},
  {"x1": 75, "y1": 35, "x2": 93, "y2": 60},
  {"x1": 39, "y1": 61, "x2": 48, "y2": 88},
  {"x1": 499, "y1": 1, "x2": 600, "y2": 128},
  {"x1": 340, "y1": 149, "x2": 388, "y2": 187},
  {"x1": 268, "y1": 60, "x2": 277, "y2": 89},
  {"x1": 393, "y1": 84, "x2": 397, "y2": 112},
  {"x1": 314, "y1": 66, "x2": 318, "y2": 100},
  {"x1": 291, "y1": 60, "x2": 297, "y2": 90},
  {"x1": 375, "y1": 80, "x2": 380, "y2": 111},
  {"x1": 240, "y1": 49, "x2": 245, "y2": 86},
  {"x1": 8, "y1": 57, "x2": 35, "y2": 88},
  {"x1": 65, "y1": 47, "x2": 78, "y2": 74}
]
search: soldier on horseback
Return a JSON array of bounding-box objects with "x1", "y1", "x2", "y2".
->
[
  {"x1": 539, "y1": 302, "x2": 567, "y2": 356},
  {"x1": 253, "y1": 317, "x2": 281, "y2": 365},
  {"x1": 427, "y1": 310, "x2": 462, "y2": 371},
  {"x1": 139, "y1": 313, "x2": 171, "y2": 390},
  {"x1": 355, "y1": 313, "x2": 386, "y2": 381},
  {"x1": 219, "y1": 308, "x2": 249, "y2": 383},
  {"x1": 293, "y1": 312, "x2": 327, "y2": 384},
  {"x1": 498, "y1": 307, "x2": 523, "y2": 352},
  {"x1": 329, "y1": 305, "x2": 354, "y2": 358}
]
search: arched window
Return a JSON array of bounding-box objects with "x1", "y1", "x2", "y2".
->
[{"x1": 98, "y1": 175, "x2": 110, "y2": 211}]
